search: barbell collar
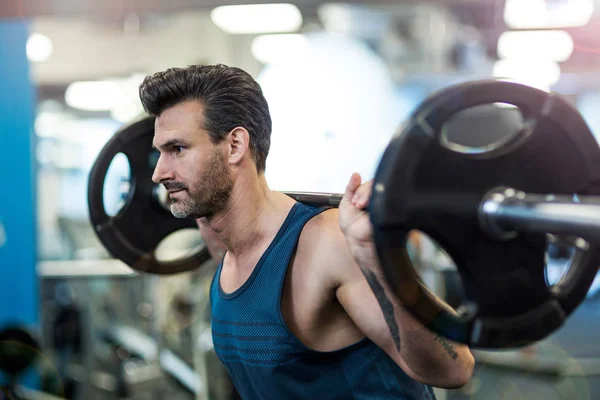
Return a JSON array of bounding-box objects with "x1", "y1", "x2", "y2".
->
[{"x1": 480, "y1": 186, "x2": 600, "y2": 244}]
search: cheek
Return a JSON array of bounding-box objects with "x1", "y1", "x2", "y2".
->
[{"x1": 186, "y1": 155, "x2": 210, "y2": 186}]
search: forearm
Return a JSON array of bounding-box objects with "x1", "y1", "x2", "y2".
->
[
  {"x1": 393, "y1": 294, "x2": 474, "y2": 388},
  {"x1": 350, "y1": 241, "x2": 474, "y2": 387}
]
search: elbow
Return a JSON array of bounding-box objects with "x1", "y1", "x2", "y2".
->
[
  {"x1": 461, "y1": 351, "x2": 476, "y2": 385},
  {"x1": 441, "y1": 351, "x2": 475, "y2": 389},
  {"x1": 406, "y1": 350, "x2": 475, "y2": 389}
]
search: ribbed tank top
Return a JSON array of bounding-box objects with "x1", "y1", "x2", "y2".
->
[{"x1": 210, "y1": 202, "x2": 436, "y2": 399}]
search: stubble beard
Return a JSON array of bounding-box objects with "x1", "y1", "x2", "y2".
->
[{"x1": 170, "y1": 149, "x2": 233, "y2": 219}]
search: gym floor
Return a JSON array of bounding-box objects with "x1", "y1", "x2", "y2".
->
[{"x1": 449, "y1": 293, "x2": 600, "y2": 400}]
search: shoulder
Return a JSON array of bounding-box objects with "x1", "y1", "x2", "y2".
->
[
  {"x1": 296, "y1": 208, "x2": 358, "y2": 287},
  {"x1": 300, "y1": 208, "x2": 345, "y2": 250}
]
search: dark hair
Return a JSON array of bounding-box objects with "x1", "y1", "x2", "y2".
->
[{"x1": 139, "y1": 64, "x2": 272, "y2": 172}]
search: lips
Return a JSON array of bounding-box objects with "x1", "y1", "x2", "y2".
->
[{"x1": 164, "y1": 183, "x2": 186, "y2": 194}]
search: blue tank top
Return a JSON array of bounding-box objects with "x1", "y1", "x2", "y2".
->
[{"x1": 210, "y1": 202, "x2": 437, "y2": 400}]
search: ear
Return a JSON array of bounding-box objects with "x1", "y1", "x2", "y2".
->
[{"x1": 227, "y1": 127, "x2": 250, "y2": 166}]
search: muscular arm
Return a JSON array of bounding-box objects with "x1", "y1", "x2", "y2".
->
[{"x1": 314, "y1": 209, "x2": 474, "y2": 389}]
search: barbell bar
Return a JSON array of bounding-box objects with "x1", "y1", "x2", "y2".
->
[{"x1": 157, "y1": 185, "x2": 600, "y2": 245}]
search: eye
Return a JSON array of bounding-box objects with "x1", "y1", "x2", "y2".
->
[{"x1": 173, "y1": 146, "x2": 184, "y2": 154}]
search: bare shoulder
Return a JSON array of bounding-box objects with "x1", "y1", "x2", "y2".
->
[
  {"x1": 297, "y1": 208, "x2": 358, "y2": 288},
  {"x1": 299, "y1": 208, "x2": 345, "y2": 250}
]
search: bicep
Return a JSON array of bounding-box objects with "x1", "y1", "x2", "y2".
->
[
  {"x1": 336, "y1": 270, "x2": 395, "y2": 348},
  {"x1": 330, "y1": 239, "x2": 422, "y2": 380},
  {"x1": 316, "y1": 211, "x2": 399, "y2": 356},
  {"x1": 310, "y1": 210, "x2": 430, "y2": 381}
]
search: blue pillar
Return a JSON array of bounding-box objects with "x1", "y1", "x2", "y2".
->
[{"x1": 0, "y1": 21, "x2": 38, "y2": 328}]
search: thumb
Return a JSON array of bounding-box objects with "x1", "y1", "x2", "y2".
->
[{"x1": 344, "y1": 173, "x2": 362, "y2": 202}]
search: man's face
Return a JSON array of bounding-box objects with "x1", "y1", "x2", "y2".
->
[{"x1": 152, "y1": 101, "x2": 233, "y2": 219}]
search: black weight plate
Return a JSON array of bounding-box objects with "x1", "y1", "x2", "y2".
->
[
  {"x1": 88, "y1": 116, "x2": 210, "y2": 274},
  {"x1": 0, "y1": 326, "x2": 40, "y2": 377},
  {"x1": 371, "y1": 80, "x2": 600, "y2": 349}
]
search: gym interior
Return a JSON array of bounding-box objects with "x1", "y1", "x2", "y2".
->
[{"x1": 1, "y1": 0, "x2": 600, "y2": 399}]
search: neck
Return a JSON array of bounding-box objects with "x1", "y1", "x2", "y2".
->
[{"x1": 207, "y1": 172, "x2": 294, "y2": 261}]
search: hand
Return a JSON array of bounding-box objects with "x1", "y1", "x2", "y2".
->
[{"x1": 339, "y1": 173, "x2": 374, "y2": 249}]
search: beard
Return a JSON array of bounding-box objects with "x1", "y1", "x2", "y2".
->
[{"x1": 167, "y1": 149, "x2": 233, "y2": 219}]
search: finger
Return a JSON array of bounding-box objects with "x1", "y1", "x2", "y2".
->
[
  {"x1": 344, "y1": 172, "x2": 362, "y2": 202},
  {"x1": 353, "y1": 179, "x2": 373, "y2": 209}
]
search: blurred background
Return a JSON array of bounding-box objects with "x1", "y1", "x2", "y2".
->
[{"x1": 2, "y1": 0, "x2": 600, "y2": 399}]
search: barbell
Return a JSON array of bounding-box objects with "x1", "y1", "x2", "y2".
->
[{"x1": 88, "y1": 79, "x2": 600, "y2": 349}]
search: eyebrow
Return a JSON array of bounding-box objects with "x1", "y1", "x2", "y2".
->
[{"x1": 152, "y1": 139, "x2": 188, "y2": 151}]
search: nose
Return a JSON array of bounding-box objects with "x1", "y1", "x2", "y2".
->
[{"x1": 151, "y1": 154, "x2": 173, "y2": 184}]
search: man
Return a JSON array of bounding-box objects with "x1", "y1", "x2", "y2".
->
[{"x1": 143, "y1": 64, "x2": 474, "y2": 399}]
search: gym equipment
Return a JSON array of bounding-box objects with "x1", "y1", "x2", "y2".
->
[
  {"x1": 370, "y1": 80, "x2": 600, "y2": 348},
  {"x1": 0, "y1": 326, "x2": 40, "y2": 399},
  {"x1": 88, "y1": 79, "x2": 600, "y2": 348},
  {"x1": 88, "y1": 117, "x2": 210, "y2": 274}
]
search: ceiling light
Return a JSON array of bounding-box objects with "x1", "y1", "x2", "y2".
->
[
  {"x1": 497, "y1": 30, "x2": 574, "y2": 62},
  {"x1": 27, "y1": 33, "x2": 53, "y2": 62},
  {"x1": 493, "y1": 59, "x2": 561, "y2": 91},
  {"x1": 65, "y1": 81, "x2": 121, "y2": 111},
  {"x1": 504, "y1": 0, "x2": 593, "y2": 29},
  {"x1": 210, "y1": 4, "x2": 302, "y2": 34}
]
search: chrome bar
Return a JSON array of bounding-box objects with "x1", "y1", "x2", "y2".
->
[
  {"x1": 284, "y1": 191, "x2": 343, "y2": 207},
  {"x1": 480, "y1": 187, "x2": 600, "y2": 243},
  {"x1": 153, "y1": 186, "x2": 343, "y2": 209}
]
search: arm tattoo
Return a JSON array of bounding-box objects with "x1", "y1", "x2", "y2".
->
[
  {"x1": 363, "y1": 269, "x2": 401, "y2": 352},
  {"x1": 434, "y1": 335, "x2": 458, "y2": 360}
]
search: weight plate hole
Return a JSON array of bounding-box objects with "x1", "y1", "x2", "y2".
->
[
  {"x1": 406, "y1": 230, "x2": 465, "y2": 311},
  {"x1": 155, "y1": 229, "x2": 206, "y2": 263},
  {"x1": 440, "y1": 103, "x2": 525, "y2": 155},
  {"x1": 103, "y1": 152, "x2": 132, "y2": 217},
  {"x1": 545, "y1": 236, "x2": 577, "y2": 288}
]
